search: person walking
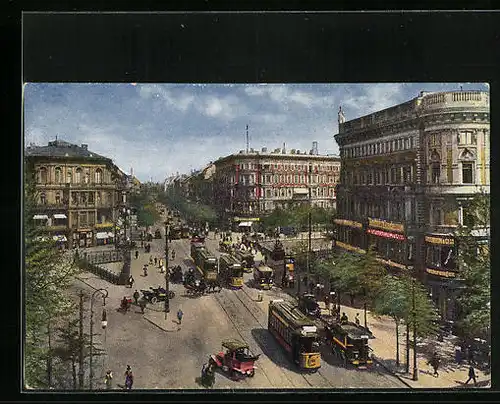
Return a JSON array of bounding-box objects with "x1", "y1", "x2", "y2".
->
[
  {"x1": 135, "y1": 250, "x2": 139, "y2": 259},
  {"x1": 160, "y1": 263, "x2": 165, "y2": 274},
  {"x1": 154, "y1": 256, "x2": 158, "y2": 266},
  {"x1": 128, "y1": 275, "x2": 134, "y2": 288},
  {"x1": 143, "y1": 264, "x2": 148, "y2": 277},
  {"x1": 177, "y1": 308, "x2": 184, "y2": 325},
  {"x1": 340, "y1": 312, "x2": 348, "y2": 324},
  {"x1": 124, "y1": 365, "x2": 133, "y2": 390},
  {"x1": 104, "y1": 370, "x2": 113, "y2": 390},
  {"x1": 465, "y1": 365, "x2": 477, "y2": 386},
  {"x1": 149, "y1": 256, "x2": 153, "y2": 265},
  {"x1": 158, "y1": 258, "x2": 163, "y2": 269},
  {"x1": 139, "y1": 298, "x2": 147, "y2": 314},
  {"x1": 133, "y1": 290, "x2": 140, "y2": 305},
  {"x1": 428, "y1": 352, "x2": 441, "y2": 377},
  {"x1": 355, "y1": 313, "x2": 360, "y2": 325}
]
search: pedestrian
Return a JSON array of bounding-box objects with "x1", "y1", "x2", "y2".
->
[
  {"x1": 158, "y1": 258, "x2": 162, "y2": 268},
  {"x1": 160, "y1": 264, "x2": 165, "y2": 273},
  {"x1": 154, "y1": 256, "x2": 158, "y2": 266},
  {"x1": 135, "y1": 250, "x2": 139, "y2": 259},
  {"x1": 467, "y1": 346, "x2": 475, "y2": 365},
  {"x1": 340, "y1": 312, "x2": 348, "y2": 324},
  {"x1": 455, "y1": 346, "x2": 463, "y2": 364},
  {"x1": 355, "y1": 313, "x2": 360, "y2": 325},
  {"x1": 428, "y1": 352, "x2": 441, "y2": 377},
  {"x1": 177, "y1": 308, "x2": 184, "y2": 325},
  {"x1": 133, "y1": 290, "x2": 140, "y2": 305},
  {"x1": 139, "y1": 298, "x2": 147, "y2": 314},
  {"x1": 104, "y1": 370, "x2": 113, "y2": 389},
  {"x1": 128, "y1": 275, "x2": 134, "y2": 288},
  {"x1": 124, "y1": 365, "x2": 133, "y2": 390},
  {"x1": 143, "y1": 265, "x2": 148, "y2": 277},
  {"x1": 464, "y1": 365, "x2": 477, "y2": 385},
  {"x1": 149, "y1": 255, "x2": 153, "y2": 265}
]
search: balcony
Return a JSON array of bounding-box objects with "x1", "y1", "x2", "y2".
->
[{"x1": 421, "y1": 91, "x2": 489, "y2": 112}]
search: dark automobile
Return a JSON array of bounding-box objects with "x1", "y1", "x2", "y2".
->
[
  {"x1": 154, "y1": 229, "x2": 162, "y2": 239},
  {"x1": 298, "y1": 293, "x2": 321, "y2": 317},
  {"x1": 141, "y1": 286, "x2": 175, "y2": 304}
]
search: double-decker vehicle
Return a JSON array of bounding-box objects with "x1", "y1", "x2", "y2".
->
[
  {"x1": 193, "y1": 247, "x2": 218, "y2": 282},
  {"x1": 268, "y1": 299, "x2": 321, "y2": 371},
  {"x1": 253, "y1": 265, "x2": 274, "y2": 290},
  {"x1": 219, "y1": 253, "x2": 244, "y2": 289},
  {"x1": 234, "y1": 250, "x2": 254, "y2": 273},
  {"x1": 323, "y1": 321, "x2": 373, "y2": 368}
]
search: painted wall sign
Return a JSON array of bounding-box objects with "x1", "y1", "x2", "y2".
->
[
  {"x1": 426, "y1": 268, "x2": 457, "y2": 278},
  {"x1": 367, "y1": 228, "x2": 406, "y2": 241},
  {"x1": 375, "y1": 258, "x2": 407, "y2": 270},
  {"x1": 368, "y1": 218, "x2": 404, "y2": 233},
  {"x1": 336, "y1": 241, "x2": 366, "y2": 254},
  {"x1": 334, "y1": 219, "x2": 363, "y2": 229},
  {"x1": 425, "y1": 236, "x2": 455, "y2": 246}
]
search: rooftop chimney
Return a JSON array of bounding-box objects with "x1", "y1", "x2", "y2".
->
[
  {"x1": 282, "y1": 142, "x2": 286, "y2": 154},
  {"x1": 312, "y1": 141, "x2": 318, "y2": 155}
]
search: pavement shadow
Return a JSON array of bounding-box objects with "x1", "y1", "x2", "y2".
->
[
  {"x1": 372, "y1": 357, "x2": 410, "y2": 377},
  {"x1": 251, "y1": 328, "x2": 312, "y2": 375}
]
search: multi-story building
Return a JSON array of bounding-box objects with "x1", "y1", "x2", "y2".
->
[
  {"x1": 333, "y1": 90, "x2": 490, "y2": 321},
  {"x1": 213, "y1": 143, "x2": 341, "y2": 224},
  {"x1": 25, "y1": 139, "x2": 128, "y2": 248}
]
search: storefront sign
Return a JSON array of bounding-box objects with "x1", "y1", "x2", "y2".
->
[
  {"x1": 425, "y1": 236, "x2": 455, "y2": 246},
  {"x1": 426, "y1": 268, "x2": 457, "y2": 278},
  {"x1": 368, "y1": 218, "x2": 404, "y2": 233},
  {"x1": 233, "y1": 217, "x2": 260, "y2": 222},
  {"x1": 336, "y1": 241, "x2": 366, "y2": 254},
  {"x1": 376, "y1": 258, "x2": 407, "y2": 270},
  {"x1": 367, "y1": 228, "x2": 406, "y2": 241},
  {"x1": 334, "y1": 219, "x2": 363, "y2": 229}
]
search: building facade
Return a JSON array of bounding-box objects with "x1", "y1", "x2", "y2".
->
[
  {"x1": 333, "y1": 90, "x2": 490, "y2": 321},
  {"x1": 25, "y1": 140, "x2": 127, "y2": 248},
  {"x1": 213, "y1": 145, "x2": 341, "y2": 224}
]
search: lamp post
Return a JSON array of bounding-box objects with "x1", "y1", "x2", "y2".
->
[
  {"x1": 412, "y1": 276, "x2": 418, "y2": 381},
  {"x1": 119, "y1": 207, "x2": 132, "y2": 284},
  {"x1": 307, "y1": 163, "x2": 312, "y2": 289},
  {"x1": 164, "y1": 221, "x2": 171, "y2": 320},
  {"x1": 89, "y1": 288, "x2": 108, "y2": 390}
]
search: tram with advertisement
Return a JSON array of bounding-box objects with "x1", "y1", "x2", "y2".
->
[
  {"x1": 219, "y1": 253, "x2": 244, "y2": 289},
  {"x1": 192, "y1": 246, "x2": 218, "y2": 282},
  {"x1": 268, "y1": 299, "x2": 321, "y2": 372},
  {"x1": 323, "y1": 320, "x2": 373, "y2": 368},
  {"x1": 234, "y1": 250, "x2": 255, "y2": 273}
]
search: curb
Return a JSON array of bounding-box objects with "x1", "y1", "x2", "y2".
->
[
  {"x1": 370, "y1": 356, "x2": 414, "y2": 389},
  {"x1": 143, "y1": 314, "x2": 179, "y2": 333}
]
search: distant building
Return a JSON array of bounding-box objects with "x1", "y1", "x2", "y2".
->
[
  {"x1": 25, "y1": 139, "x2": 128, "y2": 248},
  {"x1": 334, "y1": 90, "x2": 490, "y2": 321},
  {"x1": 213, "y1": 144, "x2": 341, "y2": 225}
]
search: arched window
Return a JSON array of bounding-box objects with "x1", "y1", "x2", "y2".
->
[
  {"x1": 95, "y1": 168, "x2": 102, "y2": 183},
  {"x1": 67, "y1": 169, "x2": 73, "y2": 183},
  {"x1": 40, "y1": 192, "x2": 46, "y2": 205},
  {"x1": 54, "y1": 167, "x2": 62, "y2": 183},
  {"x1": 55, "y1": 192, "x2": 61, "y2": 204},
  {"x1": 39, "y1": 167, "x2": 47, "y2": 184},
  {"x1": 84, "y1": 168, "x2": 90, "y2": 184},
  {"x1": 75, "y1": 168, "x2": 82, "y2": 183}
]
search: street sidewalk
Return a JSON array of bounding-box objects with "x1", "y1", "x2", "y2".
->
[{"x1": 317, "y1": 301, "x2": 490, "y2": 389}]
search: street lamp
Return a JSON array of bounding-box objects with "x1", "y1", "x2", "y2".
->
[
  {"x1": 89, "y1": 288, "x2": 108, "y2": 390},
  {"x1": 164, "y1": 221, "x2": 171, "y2": 320},
  {"x1": 412, "y1": 277, "x2": 418, "y2": 381}
]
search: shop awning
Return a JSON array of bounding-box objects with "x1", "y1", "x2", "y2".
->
[
  {"x1": 293, "y1": 188, "x2": 309, "y2": 195},
  {"x1": 33, "y1": 215, "x2": 48, "y2": 220},
  {"x1": 107, "y1": 232, "x2": 115, "y2": 238},
  {"x1": 53, "y1": 214, "x2": 67, "y2": 219},
  {"x1": 96, "y1": 232, "x2": 109, "y2": 239},
  {"x1": 238, "y1": 222, "x2": 252, "y2": 227},
  {"x1": 53, "y1": 235, "x2": 67, "y2": 242}
]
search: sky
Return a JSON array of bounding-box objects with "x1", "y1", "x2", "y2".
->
[{"x1": 24, "y1": 82, "x2": 489, "y2": 183}]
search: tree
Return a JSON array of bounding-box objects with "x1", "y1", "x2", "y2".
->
[
  {"x1": 24, "y1": 160, "x2": 81, "y2": 388},
  {"x1": 455, "y1": 192, "x2": 490, "y2": 342}
]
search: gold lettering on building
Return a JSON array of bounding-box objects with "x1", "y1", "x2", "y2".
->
[
  {"x1": 336, "y1": 241, "x2": 366, "y2": 254},
  {"x1": 425, "y1": 236, "x2": 454, "y2": 246},
  {"x1": 334, "y1": 219, "x2": 363, "y2": 229},
  {"x1": 368, "y1": 218, "x2": 404, "y2": 233},
  {"x1": 426, "y1": 268, "x2": 456, "y2": 278}
]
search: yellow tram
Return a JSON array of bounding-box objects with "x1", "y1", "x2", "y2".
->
[
  {"x1": 268, "y1": 299, "x2": 321, "y2": 371},
  {"x1": 234, "y1": 250, "x2": 254, "y2": 273},
  {"x1": 219, "y1": 253, "x2": 244, "y2": 289},
  {"x1": 191, "y1": 245, "x2": 218, "y2": 282}
]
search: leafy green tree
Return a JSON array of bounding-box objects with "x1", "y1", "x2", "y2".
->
[
  {"x1": 455, "y1": 192, "x2": 490, "y2": 341},
  {"x1": 24, "y1": 160, "x2": 80, "y2": 388}
]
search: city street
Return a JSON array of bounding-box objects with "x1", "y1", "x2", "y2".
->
[{"x1": 73, "y1": 222, "x2": 406, "y2": 389}]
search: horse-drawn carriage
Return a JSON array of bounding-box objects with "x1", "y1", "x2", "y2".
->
[{"x1": 183, "y1": 269, "x2": 222, "y2": 295}]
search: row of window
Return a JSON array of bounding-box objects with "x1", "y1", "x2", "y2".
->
[
  {"x1": 235, "y1": 173, "x2": 339, "y2": 185},
  {"x1": 238, "y1": 162, "x2": 339, "y2": 172},
  {"x1": 269, "y1": 313, "x2": 292, "y2": 345},
  {"x1": 344, "y1": 165, "x2": 414, "y2": 186},
  {"x1": 426, "y1": 245, "x2": 456, "y2": 270},
  {"x1": 343, "y1": 137, "x2": 414, "y2": 159},
  {"x1": 429, "y1": 131, "x2": 477, "y2": 147},
  {"x1": 37, "y1": 166, "x2": 109, "y2": 185},
  {"x1": 430, "y1": 162, "x2": 474, "y2": 184},
  {"x1": 264, "y1": 187, "x2": 335, "y2": 199},
  {"x1": 338, "y1": 199, "x2": 411, "y2": 223}
]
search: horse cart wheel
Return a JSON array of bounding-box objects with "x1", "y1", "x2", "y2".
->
[{"x1": 150, "y1": 296, "x2": 157, "y2": 304}]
